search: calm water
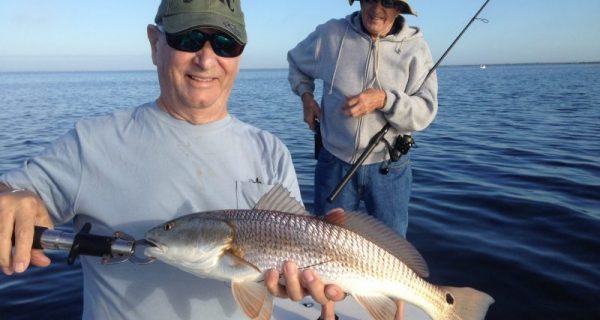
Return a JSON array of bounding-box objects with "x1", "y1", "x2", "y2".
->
[{"x1": 0, "y1": 64, "x2": 599, "y2": 320}]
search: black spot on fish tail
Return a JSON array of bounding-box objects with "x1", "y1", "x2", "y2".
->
[{"x1": 446, "y1": 293, "x2": 455, "y2": 305}]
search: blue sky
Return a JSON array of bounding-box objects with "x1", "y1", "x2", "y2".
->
[{"x1": 0, "y1": 0, "x2": 599, "y2": 72}]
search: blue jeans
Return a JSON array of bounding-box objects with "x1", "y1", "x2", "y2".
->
[{"x1": 314, "y1": 148, "x2": 412, "y2": 237}]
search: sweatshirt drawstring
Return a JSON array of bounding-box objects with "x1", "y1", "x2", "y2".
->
[
  {"x1": 329, "y1": 24, "x2": 349, "y2": 95},
  {"x1": 366, "y1": 36, "x2": 383, "y2": 90},
  {"x1": 395, "y1": 39, "x2": 405, "y2": 54}
]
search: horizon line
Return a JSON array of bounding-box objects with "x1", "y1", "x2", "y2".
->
[{"x1": 0, "y1": 61, "x2": 598, "y2": 74}]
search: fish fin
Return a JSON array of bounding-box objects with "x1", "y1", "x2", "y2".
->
[
  {"x1": 255, "y1": 293, "x2": 274, "y2": 320},
  {"x1": 221, "y1": 251, "x2": 262, "y2": 279},
  {"x1": 325, "y1": 210, "x2": 429, "y2": 278},
  {"x1": 231, "y1": 281, "x2": 273, "y2": 319},
  {"x1": 254, "y1": 184, "x2": 309, "y2": 215},
  {"x1": 353, "y1": 294, "x2": 396, "y2": 320},
  {"x1": 321, "y1": 208, "x2": 346, "y2": 224},
  {"x1": 440, "y1": 286, "x2": 494, "y2": 320}
]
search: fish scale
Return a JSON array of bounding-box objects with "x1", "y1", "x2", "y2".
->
[
  {"x1": 227, "y1": 209, "x2": 429, "y2": 297},
  {"x1": 234, "y1": 209, "x2": 455, "y2": 319},
  {"x1": 145, "y1": 185, "x2": 494, "y2": 320}
]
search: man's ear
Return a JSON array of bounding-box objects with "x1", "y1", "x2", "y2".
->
[{"x1": 147, "y1": 24, "x2": 160, "y2": 66}]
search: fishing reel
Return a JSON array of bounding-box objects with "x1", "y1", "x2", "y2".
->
[
  {"x1": 380, "y1": 135, "x2": 416, "y2": 175},
  {"x1": 391, "y1": 135, "x2": 415, "y2": 161},
  {"x1": 385, "y1": 135, "x2": 416, "y2": 162}
]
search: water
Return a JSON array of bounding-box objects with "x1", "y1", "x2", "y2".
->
[{"x1": 1, "y1": 64, "x2": 599, "y2": 320}]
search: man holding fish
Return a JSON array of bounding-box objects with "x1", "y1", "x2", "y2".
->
[{"x1": 0, "y1": 0, "x2": 345, "y2": 318}]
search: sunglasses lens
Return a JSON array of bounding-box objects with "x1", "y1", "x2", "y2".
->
[
  {"x1": 166, "y1": 30, "x2": 206, "y2": 52},
  {"x1": 362, "y1": 0, "x2": 400, "y2": 9},
  {"x1": 165, "y1": 30, "x2": 244, "y2": 57},
  {"x1": 212, "y1": 34, "x2": 244, "y2": 58}
]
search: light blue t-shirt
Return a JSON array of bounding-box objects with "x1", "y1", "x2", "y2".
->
[{"x1": 2, "y1": 102, "x2": 301, "y2": 319}]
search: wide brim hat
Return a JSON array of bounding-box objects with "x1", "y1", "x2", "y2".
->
[
  {"x1": 348, "y1": 0, "x2": 417, "y2": 16},
  {"x1": 155, "y1": 0, "x2": 247, "y2": 45}
]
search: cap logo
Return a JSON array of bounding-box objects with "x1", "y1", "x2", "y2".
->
[
  {"x1": 223, "y1": 21, "x2": 241, "y2": 37},
  {"x1": 219, "y1": 0, "x2": 235, "y2": 12}
]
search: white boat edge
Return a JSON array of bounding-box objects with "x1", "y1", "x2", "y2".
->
[{"x1": 273, "y1": 297, "x2": 431, "y2": 320}]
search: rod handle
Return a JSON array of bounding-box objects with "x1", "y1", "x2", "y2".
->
[{"x1": 10, "y1": 225, "x2": 48, "y2": 250}]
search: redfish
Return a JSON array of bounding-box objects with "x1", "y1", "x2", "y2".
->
[{"x1": 145, "y1": 185, "x2": 493, "y2": 320}]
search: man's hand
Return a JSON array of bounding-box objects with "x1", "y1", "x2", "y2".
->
[
  {"x1": 264, "y1": 261, "x2": 346, "y2": 305},
  {"x1": 301, "y1": 93, "x2": 321, "y2": 132},
  {"x1": 342, "y1": 88, "x2": 387, "y2": 118},
  {"x1": 265, "y1": 261, "x2": 405, "y2": 320},
  {"x1": 0, "y1": 187, "x2": 53, "y2": 275}
]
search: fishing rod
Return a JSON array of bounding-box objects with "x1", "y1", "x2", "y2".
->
[{"x1": 327, "y1": 0, "x2": 492, "y2": 202}]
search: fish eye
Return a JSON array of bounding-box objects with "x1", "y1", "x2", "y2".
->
[{"x1": 164, "y1": 222, "x2": 175, "y2": 231}]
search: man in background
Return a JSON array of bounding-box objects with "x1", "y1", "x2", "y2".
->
[{"x1": 288, "y1": 0, "x2": 438, "y2": 318}]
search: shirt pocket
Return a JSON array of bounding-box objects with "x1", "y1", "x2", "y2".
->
[{"x1": 235, "y1": 180, "x2": 274, "y2": 209}]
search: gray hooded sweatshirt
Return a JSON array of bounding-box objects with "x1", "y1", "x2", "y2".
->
[{"x1": 288, "y1": 12, "x2": 438, "y2": 165}]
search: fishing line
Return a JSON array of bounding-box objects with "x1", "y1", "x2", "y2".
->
[{"x1": 425, "y1": 0, "x2": 492, "y2": 80}]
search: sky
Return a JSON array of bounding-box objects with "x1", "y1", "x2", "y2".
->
[{"x1": 0, "y1": 0, "x2": 599, "y2": 72}]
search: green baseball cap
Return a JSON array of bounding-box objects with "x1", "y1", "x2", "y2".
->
[{"x1": 155, "y1": 0, "x2": 247, "y2": 45}]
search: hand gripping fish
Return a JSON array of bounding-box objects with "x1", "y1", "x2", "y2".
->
[{"x1": 145, "y1": 185, "x2": 494, "y2": 320}]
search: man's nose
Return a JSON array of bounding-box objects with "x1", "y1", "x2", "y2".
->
[{"x1": 194, "y1": 42, "x2": 217, "y2": 68}]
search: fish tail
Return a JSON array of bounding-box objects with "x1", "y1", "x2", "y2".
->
[{"x1": 441, "y1": 286, "x2": 494, "y2": 320}]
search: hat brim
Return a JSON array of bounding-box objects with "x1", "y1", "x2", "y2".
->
[
  {"x1": 349, "y1": 0, "x2": 418, "y2": 16},
  {"x1": 161, "y1": 12, "x2": 247, "y2": 45},
  {"x1": 399, "y1": 2, "x2": 418, "y2": 16}
]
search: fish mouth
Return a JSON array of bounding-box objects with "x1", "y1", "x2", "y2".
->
[
  {"x1": 143, "y1": 238, "x2": 165, "y2": 257},
  {"x1": 137, "y1": 239, "x2": 157, "y2": 247}
]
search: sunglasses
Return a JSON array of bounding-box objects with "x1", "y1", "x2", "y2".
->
[
  {"x1": 161, "y1": 27, "x2": 245, "y2": 58},
  {"x1": 361, "y1": 0, "x2": 406, "y2": 10}
]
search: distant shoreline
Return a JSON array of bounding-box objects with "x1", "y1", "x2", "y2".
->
[
  {"x1": 0, "y1": 61, "x2": 598, "y2": 74},
  {"x1": 442, "y1": 61, "x2": 600, "y2": 68}
]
